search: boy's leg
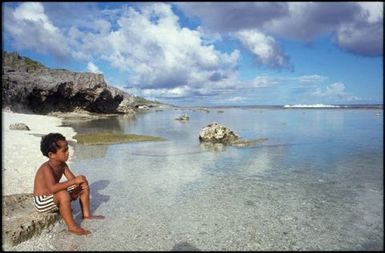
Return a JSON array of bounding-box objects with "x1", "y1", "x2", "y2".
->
[
  {"x1": 79, "y1": 185, "x2": 91, "y2": 218},
  {"x1": 53, "y1": 190, "x2": 91, "y2": 235},
  {"x1": 74, "y1": 183, "x2": 104, "y2": 220}
]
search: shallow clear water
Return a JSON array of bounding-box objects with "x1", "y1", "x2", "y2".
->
[{"x1": 54, "y1": 108, "x2": 383, "y2": 250}]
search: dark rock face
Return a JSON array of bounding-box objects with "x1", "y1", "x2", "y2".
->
[{"x1": 2, "y1": 51, "x2": 136, "y2": 114}]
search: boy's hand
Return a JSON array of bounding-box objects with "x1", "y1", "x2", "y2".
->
[
  {"x1": 74, "y1": 175, "x2": 89, "y2": 190},
  {"x1": 74, "y1": 175, "x2": 87, "y2": 185},
  {"x1": 80, "y1": 182, "x2": 89, "y2": 190}
]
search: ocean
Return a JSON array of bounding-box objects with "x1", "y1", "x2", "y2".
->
[{"x1": 54, "y1": 106, "x2": 383, "y2": 250}]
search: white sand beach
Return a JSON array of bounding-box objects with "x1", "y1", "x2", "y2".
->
[{"x1": 2, "y1": 111, "x2": 77, "y2": 195}]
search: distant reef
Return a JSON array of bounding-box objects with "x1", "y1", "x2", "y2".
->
[{"x1": 2, "y1": 51, "x2": 166, "y2": 114}]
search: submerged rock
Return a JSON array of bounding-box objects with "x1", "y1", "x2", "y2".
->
[
  {"x1": 231, "y1": 138, "x2": 269, "y2": 147},
  {"x1": 199, "y1": 122, "x2": 240, "y2": 144}
]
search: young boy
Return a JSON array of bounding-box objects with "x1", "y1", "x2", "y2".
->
[{"x1": 33, "y1": 133, "x2": 104, "y2": 235}]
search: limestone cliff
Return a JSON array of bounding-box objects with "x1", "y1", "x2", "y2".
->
[{"x1": 2, "y1": 51, "x2": 160, "y2": 114}]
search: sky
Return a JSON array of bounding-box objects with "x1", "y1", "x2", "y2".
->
[{"x1": 2, "y1": 2, "x2": 383, "y2": 106}]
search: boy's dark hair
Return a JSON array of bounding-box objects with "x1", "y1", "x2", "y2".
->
[{"x1": 40, "y1": 133, "x2": 66, "y2": 157}]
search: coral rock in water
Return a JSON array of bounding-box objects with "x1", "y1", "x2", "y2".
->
[{"x1": 199, "y1": 122, "x2": 240, "y2": 144}]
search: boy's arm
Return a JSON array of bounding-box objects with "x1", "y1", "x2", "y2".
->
[
  {"x1": 64, "y1": 164, "x2": 89, "y2": 190},
  {"x1": 42, "y1": 164, "x2": 85, "y2": 194},
  {"x1": 63, "y1": 164, "x2": 76, "y2": 180}
]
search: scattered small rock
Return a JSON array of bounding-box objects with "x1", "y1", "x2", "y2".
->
[
  {"x1": 176, "y1": 114, "x2": 189, "y2": 121},
  {"x1": 9, "y1": 123, "x2": 30, "y2": 131}
]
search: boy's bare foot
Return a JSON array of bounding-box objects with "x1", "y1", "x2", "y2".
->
[
  {"x1": 82, "y1": 215, "x2": 105, "y2": 220},
  {"x1": 68, "y1": 227, "x2": 91, "y2": 235}
]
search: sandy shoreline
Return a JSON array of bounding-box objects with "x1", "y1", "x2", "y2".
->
[{"x1": 2, "y1": 111, "x2": 77, "y2": 195}]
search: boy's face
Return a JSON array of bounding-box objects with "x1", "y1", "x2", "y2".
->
[{"x1": 50, "y1": 140, "x2": 69, "y2": 162}]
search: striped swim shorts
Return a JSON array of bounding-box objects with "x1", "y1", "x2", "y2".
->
[{"x1": 33, "y1": 185, "x2": 77, "y2": 213}]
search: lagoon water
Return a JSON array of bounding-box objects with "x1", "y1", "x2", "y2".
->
[{"x1": 17, "y1": 107, "x2": 384, "y2": 250}]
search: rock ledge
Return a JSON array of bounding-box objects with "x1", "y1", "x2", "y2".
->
[{"x1": 2, "y1": 193, "x2": 61, "y2": 248}]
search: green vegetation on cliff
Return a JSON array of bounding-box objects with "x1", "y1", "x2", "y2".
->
[
  {"x1": 24, "y1": 57, "x2": 45, "y2": 69},
  {"x1": 3, "y1": 51, "x2": 45, "y2": 69}
]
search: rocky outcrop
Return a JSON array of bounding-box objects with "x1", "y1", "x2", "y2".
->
[
  {"x1": 199, "y1": 122, "x2": 240, "y2": 144},
  {"x1": 108, "y1": 86, "x2": 136, "y2": 114},
  {"x1": 2, "y1": 193, "x2": 61, "y2": 247},
  {"x1": 199, "y1": 122, "x2": 269, "y2": 149},
  {"x1": 2, "y1": 51, "x2": 161, "y2": 114}
]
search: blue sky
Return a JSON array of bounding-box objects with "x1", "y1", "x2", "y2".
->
[{"x1": 2, "y1": 2, "x2": 383, "y2": 106}]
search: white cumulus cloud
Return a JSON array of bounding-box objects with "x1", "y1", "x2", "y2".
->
[
  {"x1": 82, "y1": 3, "x2": 240, "y2": 92},
  {"x1": 357, "y1": 2, "x2": 383, "y2": 23},
  {"x1": 235, "y1": 29, "x2": 292, "y2": 69},
  {"x1": 2, "y1": 2, "x2": 241, "y2": 100},
  {"x1": 312, "y1": 82, "x2": 360, "y2": 101},
  {"x1": 87, "y1": 62, "x2": 102, "y2": 74},
  {"x1": 4, "y1": 2, "x2": 70, "y2": 60}
]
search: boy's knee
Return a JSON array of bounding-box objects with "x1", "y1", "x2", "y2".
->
[{"x1": 55, "y1": 190, "x2": 71, "y2": 203}]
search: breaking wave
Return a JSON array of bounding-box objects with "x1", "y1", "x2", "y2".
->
[{"x1": 283, "y1": 104, "x2": 341, "y2": 108}]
